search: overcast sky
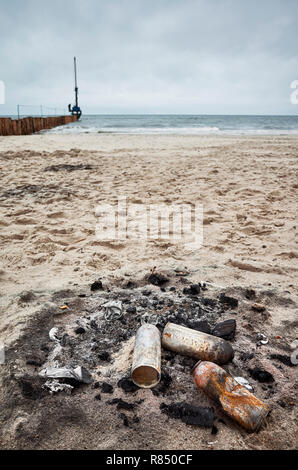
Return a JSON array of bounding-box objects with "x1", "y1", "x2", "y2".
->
[{"x1": 0, "y1": 0, "x2": 297, "y2": 115}]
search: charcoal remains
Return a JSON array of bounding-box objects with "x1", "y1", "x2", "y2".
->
[
  {"x1": 249, "y1": 367, "x2": 274, "y2": 383},
  {"x1": 118, "y1": 377, "x2": 139, "y2": 394},
  {"x1": 148, "y1": 273, "x2": 169, "y2": 286},
  {"x1": 270, "y1": 354, "x2": 295, "y2": 368},
  {"x1": 91, "y1": 280, "x2": 103, "y2": 292},
  {"x1": 160, "y1": 402, "x2": 214, "y2": 427},
  {"x1": 212, "y1": 319, "x2": 236, "y2": 340},
  {"x1": 101, "y1": 382, "x2": 114, "y2": 394},
  {"x1": 219, "y1": 294, "x2": 238, "y2": 309}
]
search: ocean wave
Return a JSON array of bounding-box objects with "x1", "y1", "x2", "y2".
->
[
  {"x1": 44, "y1": 115, "x2": 298, "y2": 136},
  {"x1": 47, "y1": 126, "x2": 222, "y2": 135}
]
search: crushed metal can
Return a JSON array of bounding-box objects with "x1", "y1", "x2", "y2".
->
[
  {"x1": 162, "y1": 322, "x2": 234, "y2": 364},
  {"x1": 131, "y1": 324, "x2": 161, "y2": 389},
  {"x1": 39, "y1": 366, "x2": 93, "y2": 384},
  {"x1": 192, "y1": 361, "x2": 270, "y2": 432}
]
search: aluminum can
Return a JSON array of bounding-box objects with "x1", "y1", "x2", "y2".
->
[
  {"x1": 193, "y1": 361, "x2": 270, "y2": 432},
  {"x1": 131, "y1": 324, "x2": 161, "y2": 388},
  {"x1": 162, "y1": 322, "x2": 234, "y2": 364}
]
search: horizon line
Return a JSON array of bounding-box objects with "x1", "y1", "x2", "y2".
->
[{"x1": 75, "y1": 112, "x2": 298, "y2": 117}]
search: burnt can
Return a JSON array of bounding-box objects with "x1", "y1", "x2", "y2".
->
[
  {"x1": 193, "y1": 361, "x2": 270, "y2": 432},
  {"x1": 131, "y1": 324, "x2": 161, "y2": 388},
  {"x1": 162, "y1": 322, "x2": 234, "y2": 364}
]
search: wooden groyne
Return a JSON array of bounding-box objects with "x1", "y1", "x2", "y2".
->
[{"x1": 0, "y1": 115, "x2": 78, "y2": 136}]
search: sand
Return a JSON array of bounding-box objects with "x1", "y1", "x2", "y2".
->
[
  {"x1": 0, "y1": 133, "x2": 297, "y2": 342},
  {"x1": 0, "y1": 133, "x2": 297, "y2": 449}
]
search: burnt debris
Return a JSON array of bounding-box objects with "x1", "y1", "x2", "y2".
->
[
  {"x1": 270, "y1": 354, "x2": 295, "y2": 367},
  {"x1": 151, "y1": 371, "x2": 172, "y2": 396},
  {"x1": 44, "y1": 164, "x2": 94, "y2": 172},
  {"x1": 148, "y1": 273, "x2": 169, "y2": 286},
  {"x1": 219, "y1": 293, "x2": 239, "y2": 309},
  {"x1": 160, "y1": 402, "x2": 214, "y2": 427},
  {"x1": 212, "y1": 319, "x2": 236, "y2": 340},
  {"x1": 249, "y1": 367, "x2": 275, "y2": 383},
  {"x1": 117, "y1": 377, "x2": 139, "y2": 394},
  {"x1": 108, "y1": 398, "x2": 136, "y2": 411},
  {"x1": 4, "y1": 271, "x2": 295, "y2": 449},
  {"x1": 101, "y1": 382, "x2": 114, "y2": 394},
  {"x1": 91, "y1": 280, "x2": 103, "y2": 292},
  {"x1": 183, "y1": 284, "x2": 201, "y2": 296},
  {"x1": 74, "y1": 327, "x2": 86, "y2": 335}
]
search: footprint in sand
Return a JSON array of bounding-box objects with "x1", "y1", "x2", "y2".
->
[
  {"x1": 240, "y1": 226, "x2": 273, "y2": 236},
  {"x1": 11, "y1": 209, "x2": 32, "y2": 217},
  {"x1": 35, "y1": 235, "x2": 71, "y2": 248},
  {"x1": 0, "y1": 220, "x2": 9, "y2": 227},
  {"x1": 7, "y1": 233, "x2": 26, "y2": 241},
  {"x1": 27, "y1": 254, "x2": 49, "y2": 266},
  {"x1": 276, "y1": 251, "x2": 298, "y2": 259},
  {"x1": 49, "y1": 228, "x2": 73, "y2": 235}
]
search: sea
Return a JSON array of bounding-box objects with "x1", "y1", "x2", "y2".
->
[{"x1": 44, "y1": 114, "x2": 298, "y2": 135}]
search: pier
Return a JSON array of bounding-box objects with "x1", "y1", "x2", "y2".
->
[{"x1": 0, "y1": 57, "x2": 81, "y2": 137}]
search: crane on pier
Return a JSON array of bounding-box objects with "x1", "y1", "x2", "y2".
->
[{"x1": 68, "y1": 57, "x2": 82, "y2": 119}]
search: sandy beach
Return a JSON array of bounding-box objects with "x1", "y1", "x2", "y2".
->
[
  {"x1": 0, "y1": 134, "x2": 297, "y2": 449},
  {"x1": 0, "y1": 134, "x2": 297, "y2": 340}
]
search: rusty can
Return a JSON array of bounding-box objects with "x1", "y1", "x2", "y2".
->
[
  {"x1": 162, "y1": 322, "x2": 234, "y2": 364},
  {"x1": 193, "y1": 361, "x2": 270, "y2": 432},
  {"x1": 131, "y1": 324, "x2": 161, "y2": 388}
]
